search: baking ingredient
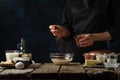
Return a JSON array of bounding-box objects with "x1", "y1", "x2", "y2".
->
[
  {"x1": 51, "y1": 58, "x2": 71, "y2": 64},
  {"x1": 85, "y1": 60, "x2": 98, "y2": 66},
  {"x1": 15, "y1": 62, "x2": 24, "y2": 69}
]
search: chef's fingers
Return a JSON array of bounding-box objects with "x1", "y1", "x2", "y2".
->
[
  {"x1": 49, "y1": 25, "x2": 56, "y2": 30},
  {"x1": 78, "y1": 34, "x2": 90, "y2": 42}
]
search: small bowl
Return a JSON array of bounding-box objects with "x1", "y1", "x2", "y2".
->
[
  {"x1": 103, "y1": 62, "x2": 120, "y2": 70},
  {"x1": 50, "y1": 53, "x2": 74, "y2": 65}
]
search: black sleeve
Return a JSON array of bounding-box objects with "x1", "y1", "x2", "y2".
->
[
  {"x1": 107, "y1": 0, "x2": 120, "y2": 40},
  {"x1": 61, "y1": 0, "x2": 73, "y2": 34}
]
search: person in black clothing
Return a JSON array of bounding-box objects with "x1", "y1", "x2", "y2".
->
[{"x1": 49, "y1": 0, "x2": 120, "y2": 63}]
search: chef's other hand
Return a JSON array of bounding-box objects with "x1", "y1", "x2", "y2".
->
[
  {"x1": 76, "y1": 32, "x2": 112, "y2": 47},
  {"x1": 77, "y1": 34, "x2": 94, "y2": 47}
]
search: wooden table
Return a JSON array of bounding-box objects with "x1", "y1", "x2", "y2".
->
[
  {"x1": 32, "y1": 63, "x2": 88, "y2": 80},
  {"x1": 0, "y1": 63, "x2": 119, "y2": 80}
]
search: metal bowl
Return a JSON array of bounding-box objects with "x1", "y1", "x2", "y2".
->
[{"x1": 50, "y1": 53, "x2": 74, "y2": 65}]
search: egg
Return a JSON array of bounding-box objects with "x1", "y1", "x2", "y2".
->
[{"x1": 15, "y1": 62, "x2": 24, "y2": 69}]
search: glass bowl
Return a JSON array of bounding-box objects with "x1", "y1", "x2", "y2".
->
[
  {"x1": 103, "y1": 62, "x2": 120, "y2": 70},
  {"x1": 50, "y1": 53, "x2": 74, "y2": 65}
]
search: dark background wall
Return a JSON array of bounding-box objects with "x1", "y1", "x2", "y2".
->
[{"x1": 0, "y1": 0, "x2": 119, "y2": 63}]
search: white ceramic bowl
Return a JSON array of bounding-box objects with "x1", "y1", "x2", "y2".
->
[{"x1": 50, "y1": 53, "x2": 74, "y2": 65}]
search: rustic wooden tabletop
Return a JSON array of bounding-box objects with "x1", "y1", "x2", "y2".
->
[{"x1": 0, "y1": 63, "x2": 119, "y2": 80}]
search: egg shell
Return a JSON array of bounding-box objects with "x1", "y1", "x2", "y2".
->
[{"x1": 15, "y1": 62, "x2": 25, "y2": 69}]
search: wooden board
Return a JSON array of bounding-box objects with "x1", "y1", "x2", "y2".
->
[
  {"x1": 0, "y1": 66, "x2": 5, "y2": 73},
  {"x1": 86, "y1": 68, "x2": 109, "y2": 74},
  {"x1": 0, "y1": 69, "x2": 34, "y2": 75},
  {"x1": 0, "y1": 68, "x2": 34, "y2": 79},
  {"x1": 59, "y1": 63, "x2": 88, "y2": 80},
  {"x1": 28, "y1": 63, "x2": 41, "y2": 69},
  {"x1": 86, "y1": 68, "x2": 118, "y2": 80},
  {"x1": 115, "y1": 66, "x2": 120, "y2": 80},
  {"x1": 31, "y1": 63, "x2": 60, "y2": 79},
  {"x1": 0, "y1": 63, "x2": 41, "y2": 79}
]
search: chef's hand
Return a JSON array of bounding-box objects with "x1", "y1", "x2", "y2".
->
[
  {"x1": 76, "y1": 34, "x2": 94, "y2": 47},
  {"x1": 76, "y1": 32, "x2": 111, "y2": 47},
  {"x1": 49, "y1": 25, "x2": 70, "y2": 41}
]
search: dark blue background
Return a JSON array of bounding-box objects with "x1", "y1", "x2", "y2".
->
[{"x1": 0, "y1": 0, "x2": 119, "y2": 63}]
